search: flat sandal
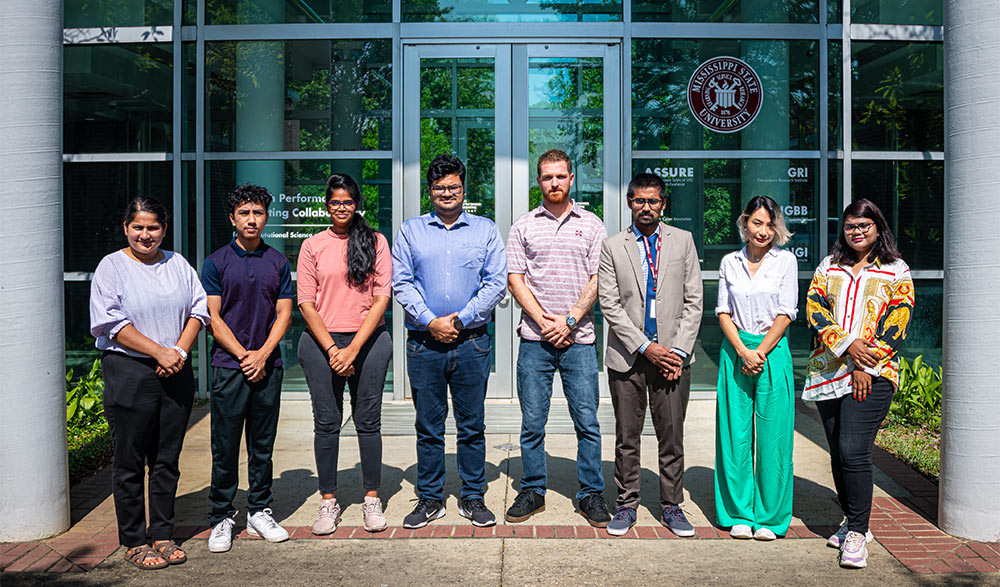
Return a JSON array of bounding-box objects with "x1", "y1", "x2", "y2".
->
[
  {"x1": 152, "y1": 539, "x2": 187, "y2": 565},
  {"x1": 124, "y1": 545, "x2": 167, "y2": 570}
]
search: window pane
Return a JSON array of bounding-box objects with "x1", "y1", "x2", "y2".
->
[
  {"x1": 829, "y1": 0, "x2": 842, "y2": 23},
  {"x1": 65, "y1": 44, "x2": 173, "y2": 153},
  {"x1": 183, "y1": 43, "x2": 196, "y2": 152},
  {"x1": 852, "y1": 0, "x2": 941, "y2": 25},
  {"x1": 206, "y1": 159, "x2": 393, "y2": 393},
  {"x1": 905, "y1": 279, "x2": 942, "y2": 366},
  {"x1": 632, "y1": 158, "x2": 820, "y2": 271},
  {"x1": 852, "y1": 160, "x2": 943, "y2": 271},
  {"x1": 65, "y1": 0, "x2": 172, "y2": 27},
  {"x1": 632, "y1": 39, "x2": 819, "y2": 151},
  {"x1": 207, "y1": 40, "x2": 391, "y2": 152},
  {"x1": 633, "y1": 0, "x2": 816, "y2": 23},
  {"x1": 207, "y1": 0, "x2": 389, "y2": 24},
  {"x1": 64, "y1": 162, "x2": 173, "y2": 273},
  {"x1": 829, "y1": 40, "x2": 843, "y2": 151},
  {"x1": 403, "y1": 0, "x2": 621, "y2": 22},
  {"x1": 852, "y1": 41, "x2": 943, "y2": 152}
]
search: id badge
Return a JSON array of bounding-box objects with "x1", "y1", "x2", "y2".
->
[{"x1": 648, "y1": 300, "x2": 656, "y2": 319}]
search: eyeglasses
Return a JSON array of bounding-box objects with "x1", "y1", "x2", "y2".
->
[
  {"x1": 429, "y1": 184, "x2": 464, "y2": 195},
  {"x1": 843, "y1": 221, "x2": 875, "y2": 234},
  {"x1": 328, "y1": 200, "x2": 356, "y2": 209},
  {"x1": 630, "y1": 197, "x2": 663, "y2": 208}
]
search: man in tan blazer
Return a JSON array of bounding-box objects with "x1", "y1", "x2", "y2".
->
[{"x1": 598, "y1": 172, "x2": 702, "y2": 537}]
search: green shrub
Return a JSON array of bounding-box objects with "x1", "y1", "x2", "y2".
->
[
  {"x1": 67, "y1": 420, "x2": 112, "y2": 484},
  {"x1": 66, "y1": 358, "x2": 105, "y2": 426},
  {"x1": 891, "y1": 355, "x2": 942, "y2": 431}
]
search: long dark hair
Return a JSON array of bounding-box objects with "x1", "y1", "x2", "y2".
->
[
  {"x1": 325, "y1": 173, "x2": 376, "y2": 288},
  {"x1": 830, "y1": 198, "x2": 901, "y2": 265}
]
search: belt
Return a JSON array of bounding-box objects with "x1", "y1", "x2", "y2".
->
[{"x1": 407, "y1": 324, "x2": 488, "y2": 344}]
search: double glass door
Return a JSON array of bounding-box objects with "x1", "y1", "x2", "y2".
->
[{"x1": 399, "y1": 42, "x2": 622, "y2": 398}]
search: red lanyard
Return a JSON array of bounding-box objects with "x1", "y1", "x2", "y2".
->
[{"x1": 641, "y1": 233, "x2": 661, "y2": 292}]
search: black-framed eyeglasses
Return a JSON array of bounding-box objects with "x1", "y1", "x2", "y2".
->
[
  {"x1": 328, "y1": 200, "x2": 356, "y2": 209},
  {"x1": 843, "y1": 221, "x2": 875, "y2": 234},
  {"x1": 429, "y1": 184, "x2": 464, "y2": 195},
  {"x1": 630, "y1": 197, "x2": 663, "y2": 208}
]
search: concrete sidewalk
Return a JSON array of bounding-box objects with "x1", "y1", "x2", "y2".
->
[{"x1": 2, "y1": 399, "x2": 999, "y2": 585}]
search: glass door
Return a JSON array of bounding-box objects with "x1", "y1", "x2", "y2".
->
[{"x1": 400, "y1": 42, "x2": 620, "y2": 398}]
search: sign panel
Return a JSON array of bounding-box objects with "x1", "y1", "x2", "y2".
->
[{"x1": 687, "y1": 56, "x2": 763, "y2": 133}]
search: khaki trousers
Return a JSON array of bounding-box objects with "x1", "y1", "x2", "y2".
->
[{"x1": 609, "y1": 356, "x2": 691, "y2": 510}]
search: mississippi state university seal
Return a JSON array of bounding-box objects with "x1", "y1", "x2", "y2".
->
[{"x1": 687, "y1": 56, "x2": 763, "y2": 133}]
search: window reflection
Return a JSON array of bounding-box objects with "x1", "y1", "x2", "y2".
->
[
  {"x1": 633, "y1": 0, "x2": 816, "y2": 23},
  {"x1": 207, "y1": 0, "x2": 390, "y2": 24},
  {"x1": 403, "y1": 0, "x2": 622, "y2": 22}
]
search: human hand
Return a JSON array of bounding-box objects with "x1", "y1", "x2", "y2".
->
[
  {"x1": 155, "y1": 346, "x2": 184, "y2": 377},
  {"x1": 541, "y1": 312, "x2": 573, "y2": 346},
  {"x1": 847, "y1": 339, "x2": 879, "y2": 369},
  {"x1": 738, "y1": 347, "x2": 767, "y2": 373},
  {"x1": 241, "y1": 349, "x2": 269, "y2": 382},
  {"x1": 428, "y1": 313, "x2": 460, "y2": 343},
  {"x1": 849, "y1": 369, "x2": 873, "y2": 401},
  {"x1": 329, "y1": 345, "x2": 359, "y2": 376}
]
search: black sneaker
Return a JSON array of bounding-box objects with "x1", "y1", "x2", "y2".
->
[
  {"x1": 504, "y1": 490, "x2": 545, "y2": 523},
  {"x1": 403, "y1": 499, "x2": 446, "y2": 529},
  {"x1": 458, "y1": 498, "x2": 497, "y2": 527},
  {"x1": 578, "y1": 494, "x2": 611, "y2": 528}
]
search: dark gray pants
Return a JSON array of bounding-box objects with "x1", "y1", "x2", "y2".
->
[
  {"x1": 208, "y1": 366, "x2": 283, "y2": 525},
  {"x1": 101, "y1": 352, "x2": 194, "y2": 547},
  {"x1": 608, "y1": 358, "x2": 691, "y2": 509},
  {"x1": 298, "y1": 328, "x2": 391, "y2": 494}
]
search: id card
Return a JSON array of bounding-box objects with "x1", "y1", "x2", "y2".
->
[{"x1": 648, "y1": 300, "x2": 656, "y2": 319}]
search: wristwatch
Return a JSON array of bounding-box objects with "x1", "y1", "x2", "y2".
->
[
  {"x1": 565, "y1": 315, "x2": 578, "y2": 329},
  {"x1": 172, "y1": 345, "x2": 188, "y2": 361},
  {"x1": 452, "y1": 316, "x2": 465, "y2": 330}
]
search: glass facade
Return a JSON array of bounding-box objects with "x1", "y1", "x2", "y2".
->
[{"x1": 62, "y1": 0, "x2": 945, "y2": 397}]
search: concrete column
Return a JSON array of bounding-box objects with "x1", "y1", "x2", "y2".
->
[
  {"x1": 0, "y1": 0, "x2": 70, "y2": 541},
  {"x1": 939, "y1": 0, "x2": 1000, "y2": 542}
]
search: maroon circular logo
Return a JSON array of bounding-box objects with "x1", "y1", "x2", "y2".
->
[{"x1": 687, "y1": 56, "x2": 763, "y2": 133}]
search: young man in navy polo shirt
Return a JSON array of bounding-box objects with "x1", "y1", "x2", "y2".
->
[{"x1": 201, "y1": 184, "x2": 294, "y2": 552}]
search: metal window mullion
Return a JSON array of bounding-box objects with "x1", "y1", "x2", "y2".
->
[
  {"x1": 630, "y1": 23, "x2": 821, "y2": 39},
  {"x1": 203, "y1": 151, "x2": 393, "y2": 160},
  {"x1": 173, "y1": 0, "x2": 182, "y2": 255},
  {"x1": 622, "y1": 0, "x2": 632, "y2": 234},
  {"x1": 631, "y1": 150, "x2": 822, "y2": 159},
  {"x1": 841, "y1": 0, "x2": 852, "y2": 209},
  {"x1": 202, "y1": 23, "x2": 393, "y2": 41},
  {"x1": 196, "y1": 0, "x2": 207, "y2": 398},
  {"x1": 818, "y1": 0, "x2": 829, "y2": 259},
  {"x1": 391, "y1": 0, "x2": 403, "y2": 399}
]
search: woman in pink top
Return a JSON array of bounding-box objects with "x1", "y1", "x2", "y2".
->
[{"x1": 297, "y1": 173, "x2": 392, "y2": 534}]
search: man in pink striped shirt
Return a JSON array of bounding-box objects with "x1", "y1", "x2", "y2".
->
[{"x1": 504, "y1": 149, "x2": 611, "y2": 528}]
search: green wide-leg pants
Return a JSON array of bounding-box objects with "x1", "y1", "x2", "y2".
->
[{"x1": 714, "y1": 331, "x2": 795, "y2": 535}]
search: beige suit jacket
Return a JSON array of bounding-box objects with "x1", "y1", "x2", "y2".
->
[{"x1": 598, "y1": 222, "x2": 703, "y2": 373}]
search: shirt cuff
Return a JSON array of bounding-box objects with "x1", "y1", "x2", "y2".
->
[
  {"x1": 638, "y1": 340, "x2": 651, "y2": 354},
  {"x1": 671, "y1": 347, "x2": 688, "y2": 359},
  {"x1": 108, "y1": 319, "x2": 132, "y2": 338},
  {"x1": 417, "y1": 309, "x2": 438, "y2": 327},
  {"x1": 862, "y1": 364, "x2": 881, "y2": 377}
]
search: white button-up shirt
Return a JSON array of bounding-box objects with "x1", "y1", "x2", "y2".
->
[{"x1": 715, "y1": 246, "x2": 799, "y2": 335}]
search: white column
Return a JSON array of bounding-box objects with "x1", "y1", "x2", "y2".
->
[
  {"x1": 939, "y1": 0, "x2": 1000, "y2": 542},
  {"x1": 0, "y1": 0, "x2": 70, "y2": 541}
]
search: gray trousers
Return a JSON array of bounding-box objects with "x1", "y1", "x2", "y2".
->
[{"x1": 608, "y1": 357, "x2": 691, "y2": 510}]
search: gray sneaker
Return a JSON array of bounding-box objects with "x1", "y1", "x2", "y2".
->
[
  {"x1": 606, "y1": 507, "x2": 637, "y2": 536},
  {"x1": 661, "y1": 504, "x2": 695, "y2": 537},
  {"x1": 839, "y1": 531, "x2": 869, "y2": 568},
  {"x1": 827, "y1": 522, "x2": 874, "y2": 549}
]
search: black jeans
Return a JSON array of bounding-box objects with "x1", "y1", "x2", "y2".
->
[
  {"x1": 207, "y1": 366, "x2": 283, "y2": 525},
  {"x1": 101, "y1": 352, "x2": 195, "y2": 547},
  {"x1": 298, "y1": 328, "x2": 391, "y2": 494},
  {"x1": 816, "y1": 376, "x2": 894, "y2": 534}
]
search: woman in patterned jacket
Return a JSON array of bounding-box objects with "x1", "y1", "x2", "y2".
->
[{"x1": 803, "y1": 198, "x2": 914, "y2": 569}]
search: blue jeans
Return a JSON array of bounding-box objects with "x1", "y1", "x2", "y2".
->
[
  {"x1": 516, "y1": 340, "x2": 604, "y2": 500},
  {"x1": 407, "y1": 332, "x2": 491, "y2": 502}
]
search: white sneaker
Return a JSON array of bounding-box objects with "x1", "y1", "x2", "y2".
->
[
  {"x1": 247, "y1": 508, "x2": 290, "y2": 543},
  {"x1": 839, "y1": 531, "x2": 869, "y2": 569},
  {"x1": 363, "y1": 496, "x2": 388, "y2": 532},
  {"x1": 208, "y1": 517, "x2": 236, "y2": 553},
  {"x1": 729, "y1": 524, "x2": 753, "y2": 539},
  {"x1": 827, "y1": 522, "x2": 874, "y2": 549},
  {"x1": 753, "y1": 528, "x2": 777, "y2": 541}
]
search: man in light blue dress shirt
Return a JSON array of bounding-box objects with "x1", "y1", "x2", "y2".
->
[{"x1": 392, "y1": 154, "x2": 508, "y2": 530}]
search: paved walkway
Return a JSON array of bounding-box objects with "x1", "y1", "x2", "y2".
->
[{"x1": 2, "y1": 399, "x2": 999, "y2": 585}]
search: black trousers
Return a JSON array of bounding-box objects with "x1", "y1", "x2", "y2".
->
[
  {"x1": 815, "y1": 376, "x2": 894, "y2": 534},
  {"x1": 298, "y1": 327, "x2": 391, "y2": 494},
  {"x1": 101, "y1": 352, "x2": 195, "y2": 547},
  {"x1": 207, "y1": 366, "x2": 283, "y2": 525}
]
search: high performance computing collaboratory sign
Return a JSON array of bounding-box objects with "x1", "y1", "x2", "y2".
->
[{"x1": 687, "y1": 56, "x2": 763, "y2": 133}]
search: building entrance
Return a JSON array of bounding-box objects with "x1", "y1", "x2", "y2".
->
[{"x1": 396, "y1": 42, "x2": 622, "y2": 399}]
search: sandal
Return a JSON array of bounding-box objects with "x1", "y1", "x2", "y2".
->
[
  {"x1": 152, "y1": 540, "x2": 187, "y2": 565},
  {"x1": 124, "y1": 545, "x2": 167, "y2": 570}
]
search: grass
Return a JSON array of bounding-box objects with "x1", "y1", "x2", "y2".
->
[
  {"x1": 67, "y1": 420, "x2": 112, "y2": 485},
  {"x1": 875, "y1": 415, "x2": 940, "y2": 482}
]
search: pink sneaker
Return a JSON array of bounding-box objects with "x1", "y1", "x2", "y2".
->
[
  {"x1": 363, "y1": 496, "x2": 388, "y2": 532},
  {"x1": 312, "y1": 498, "x2": 341, "y2": 535}
]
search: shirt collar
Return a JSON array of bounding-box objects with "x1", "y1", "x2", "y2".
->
[
  {"x1": 631, "y1": 223, "x2": 661, "y2": 241},
  {"x1": 738, "y1": 245, "x2": 779, "y2": 261},
  {"x1": 534, "y1": 200, "x2": 583, "y2": 220},
  {"x1": 229, "y1": 238, "x2": 268, "y2": 257},
  {"x1": 427, "y1": 210, "x2": 471, "y2": 229}
]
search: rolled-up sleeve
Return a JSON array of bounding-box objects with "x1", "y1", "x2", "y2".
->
[
  {"x1": 90, "y1": 257, "x2": 130, "y2": 339},
  {"x1": 715, "y1": 257, "x2": 731, "y2": 316},
  {"x1": 776, "y1": 252, "x2": 799, "y2": 320},
  {"x1": 296, "y1": 239, "x2": 318, "y2": 305}
]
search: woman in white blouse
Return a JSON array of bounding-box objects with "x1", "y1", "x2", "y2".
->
[
  {"x1": 89, "y1": 197, "x2": 210, "y2": 571},
  {"x1": 714, "y1": 196, "x2": 798, "y2": 542}
]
